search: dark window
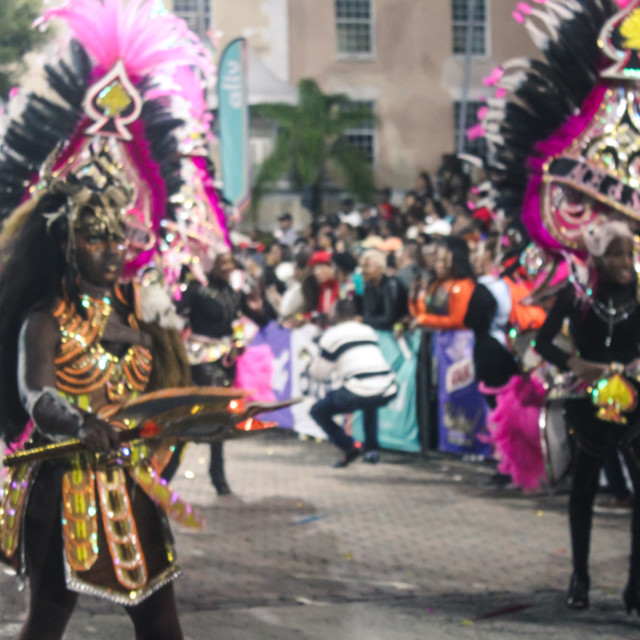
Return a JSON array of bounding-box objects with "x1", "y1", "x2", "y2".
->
[
  {"x1": 173, "y1": 0, "x2": 211, "y2": 36},
  {"x1": 452, "y1": 0, "x2": 486, "y2": 55},
  {"x1": 336, "y1": 0, "x2": 373, "y2": 55},
  {"x1": 344, "y1": 101, "x2": 376, "y2": 165}
]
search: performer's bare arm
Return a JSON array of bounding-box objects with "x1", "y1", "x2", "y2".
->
[{"x1": 18, "y1": 310, "x2": 120, "y2": 452}]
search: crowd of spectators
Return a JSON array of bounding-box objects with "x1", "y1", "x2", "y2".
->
[
  {"x1": 177, "y1": 153, "x2": 632, "y2": 504},
  {"x1": 220, "y1": 154, "x2": 540, "y2": 459},
  {"x1": 230, "y1": 154, "x2": 526, "y2": 344}
]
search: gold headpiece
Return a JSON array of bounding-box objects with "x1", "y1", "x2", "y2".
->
[{"x1": 40, "y1": 142, "x2": 134, "y2": 232}]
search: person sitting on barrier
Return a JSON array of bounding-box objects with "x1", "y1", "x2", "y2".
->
[
  {"x1": 308, "y1": 298, "x2": 398, "y2": 467},
  {"x1": 534, "y1": 219, "x2": 640, "y2": 613}
]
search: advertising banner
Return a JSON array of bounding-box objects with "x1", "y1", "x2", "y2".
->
[
  {"x1": 250, "y1": 323, "x2": 489, "y2": 456},
  {"x1": 434, "y1": 330, "x2": 491, "y2": 457},
  {"x1": 351, "y1": 330, "x2": 421, "y2": 453},
  {"x1": 217, "y1": 38, "x2": 250, "y2": 211}
]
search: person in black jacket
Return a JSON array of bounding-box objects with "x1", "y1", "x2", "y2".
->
[{"x1": 361, "y1": 249, "x2": 408, "y2": 331}]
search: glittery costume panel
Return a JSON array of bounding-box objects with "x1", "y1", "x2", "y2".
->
[{"x1": 0, "y1": 288, "x2": 183, "y2": 605}]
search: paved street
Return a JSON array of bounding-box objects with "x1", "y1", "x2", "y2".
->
[{"x1": 2, "y1": 430, "x2": 639, "y2": 639}]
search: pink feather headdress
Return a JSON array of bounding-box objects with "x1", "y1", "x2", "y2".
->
[{"x1": 18, "y1": 0, "x2": 229, "y2": 277}]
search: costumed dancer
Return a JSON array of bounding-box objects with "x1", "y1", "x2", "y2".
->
[
  {"x1": 535, "y1": 220, "x2": 640, "y2": 611},
  {"x1": 477, "y1": 0, "x2": 640, "y2": 613},
  {"x1": 0, "y1": 151, "x2": 196, "y2": 640},
  {"x1": 0, "y1": 1, "x2": 248, "y2": 638}
]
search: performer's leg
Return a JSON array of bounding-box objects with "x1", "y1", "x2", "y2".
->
[
  {"x1": 566, "y1": 445, "x2": 602, "y2": 608},
  {"x1": 125, "y1": 583, "x2": 183, "y2": 640},
  {"x1": 602, "y1": 445, "x2": 631, "y2": 501},
  {"x1": 620, "y1": 439, "x2": 640, "y2": 614},
  {"x1": 209, "y1": 440, "x2": 231, "y2": 495},
  {"x1": 16, "y1": 515, "x2": 78, "y2": 640},
  {"x1": 192, "y1": 361, "x2": 234, "y2": 495}
]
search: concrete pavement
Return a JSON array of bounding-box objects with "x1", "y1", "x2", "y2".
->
[{"x1": 1, "y1": 430, "x2": 639, "y2": 639}]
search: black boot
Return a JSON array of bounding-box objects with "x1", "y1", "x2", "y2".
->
[
  {"x1": 624, "y1": 560, "x2": 640, "y2": 615},
  {"x1": 566, "y1": 571, "x2": 589, "y2": 610}
]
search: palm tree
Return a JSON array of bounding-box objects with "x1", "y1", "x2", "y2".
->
[
  {"x1": 0, "y1": 0, "x2": 50, "y2": 99},
  {"x1": 250, "y1": 78, "x2": 376, "y2": 219}
]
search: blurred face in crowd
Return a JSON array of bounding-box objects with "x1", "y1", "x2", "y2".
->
[
  {"x1": 336, "y1": 222, "x2": 353, "y2": 240},
  {"x1": 313, "y1": 262, "x2": 334, "y2": 284},
  {"x1": 378, "y1": 222, "x2": 392, "y2": 239},
  {"x1": 423, "y1": 198, "x2": 436, "y2": 217},
  {"x1": 317, "y1": 227, "x2": 334, "y2": 250},
  {"x1": 361, "y1": 255, "x2": 384, "y2": 285},
  {"x1": 421, "y1": 242, "x2": 438, "y2": 272},
  {"x1": 210, "y1": 252, "x2": 236, "y2": 283},
  {"x1": 266, "y1": 243, "x2": 283, "y2": 267},
  {"x1": 279, "y1": 217, "x2": 292, "y2": 230},
  {"x1": 404, "y1": 193, "x2": 417, "y2": 209},
  {"x1": 434, "y1": 244, "x2": 452, "y2": 279},
  {"x1": 468, "y1": 238, "x2": 482, "y2": 276}
]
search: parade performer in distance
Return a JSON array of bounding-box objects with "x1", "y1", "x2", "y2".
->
[
  {"x1": 169, "y1": 252, "x2": 270, "y2": 495},
  {"x1": 478, "y1": 0, "x2": 640, "y2": 614}
]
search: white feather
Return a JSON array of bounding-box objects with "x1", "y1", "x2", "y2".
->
[{"x1": 139, "y1": 284, "x2": 185, "y2": 331}]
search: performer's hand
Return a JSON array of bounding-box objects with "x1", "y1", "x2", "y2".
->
[
  {"x1": 567, "y1": 356, "x2": 609, "y2": 382},
  {"x1": 78, "y1": 416, "x2": 121, "y2": 453},
  {"x1": 626, "y1": 358, "x2": 640, "y2": 377}
]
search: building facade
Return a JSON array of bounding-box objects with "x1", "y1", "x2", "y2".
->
[{"x1": 169, "y1": 0, "x2": 539, "y2": 199}]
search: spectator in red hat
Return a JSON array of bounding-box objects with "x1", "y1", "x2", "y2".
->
[{"x1": 309, "y1": 250, "x2": 340, "y2": 323}]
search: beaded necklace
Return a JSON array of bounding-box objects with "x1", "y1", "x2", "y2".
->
[{"x1": 566, "y1": 255, "x2": 638, "y2": 348}]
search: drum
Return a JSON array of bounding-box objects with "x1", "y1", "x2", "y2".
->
[{"x1": 539, "y1": 399, "x2": 572, "y2": 488}]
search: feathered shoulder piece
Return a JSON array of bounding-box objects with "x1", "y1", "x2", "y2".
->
[{"x1": 480, "y1": 0, "x2": 640, "y2": 254}]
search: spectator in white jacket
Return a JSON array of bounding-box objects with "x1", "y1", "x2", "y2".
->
[{"x1": 308, "y1": 299, "x2": 398, "y2": 467}]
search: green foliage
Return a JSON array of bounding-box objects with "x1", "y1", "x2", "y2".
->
[
  {"x1": 0, "y1": 0, "x2": 50, "y2": 99},
  {"x1": 251, "y1": 78, "x2": 376, "y2": 218}
]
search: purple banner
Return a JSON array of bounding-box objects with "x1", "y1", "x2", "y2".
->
[
  {"x1": 250, "y1": 322, "x2": 294, "y2": 428},
  {"x1": 435, "y1": 331, "x2": 491, "y2": 457}
]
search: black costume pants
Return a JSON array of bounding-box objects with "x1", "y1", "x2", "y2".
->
[
  {"x1": 191, "y1": 360, "x2": 237, "y2": 493},
  {"x1": 566, "y1": 400, "x2": 640, "y2": 578}
]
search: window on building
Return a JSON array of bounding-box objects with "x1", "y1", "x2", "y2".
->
[
  {"x1": 452, "y1": 0, "x2": 486, "y2": 55},
  {"x1": 344, "y1": 101, "x2": 376, "y2": 165},
  {"x1": 335, "y1": 0, "x2": 373, "y2": 56},
  {"x1": 173, "y1": 0, "x2": 211, "y2": 37},
  {"x1": 454, "y1": 100, "x2": 487, "y2": 160}
]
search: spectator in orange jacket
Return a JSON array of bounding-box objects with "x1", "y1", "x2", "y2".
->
[{"x1": 410, "y1": 235, "x2": 475, "y2": 331}]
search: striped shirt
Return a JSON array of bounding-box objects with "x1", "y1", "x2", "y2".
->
[{"x1": 308, "y1": 321, "x2": 398, "y2": 398}]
